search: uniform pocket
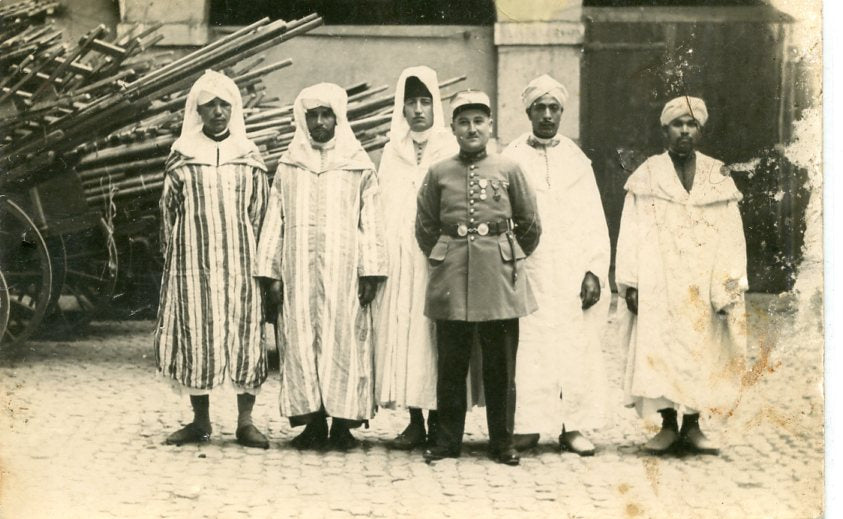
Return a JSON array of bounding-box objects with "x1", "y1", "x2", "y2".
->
[
  {"x1": 498, "y1": 234, "x2": 526, "y2": 262},
  {"x1": 428, "y1": 235, "x2": 450, "y2": 265}
]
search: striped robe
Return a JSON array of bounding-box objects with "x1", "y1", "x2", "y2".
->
[
  {"x1": 255, "y1": 161, "x2": 387, "y2": 422},
  {"x1": 154, "y1": 150, "x2": 269, "y2": 391}
]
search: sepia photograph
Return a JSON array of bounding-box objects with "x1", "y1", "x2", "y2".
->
[{"x1": 0, "y1": 0, "x2": 826, "y2": 517}]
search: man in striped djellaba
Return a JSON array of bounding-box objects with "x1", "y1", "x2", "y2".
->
[
  {"x1": 155, "y1": 70, "x2": 271, "y2": 449},
  {"x1": 256, "y1": 83, "x2": 388, "y2": 451}
]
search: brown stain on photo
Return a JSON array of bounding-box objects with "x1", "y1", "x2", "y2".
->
[
  {"x1": 626, "y1": 502, "x2": 643, "y2": 517},
  {"x1": 745, "y1": 405, "x2": 807, "y2": 437},
  {"x1": 741, "y1": 301, "x2": 782, "y2": 389},
  {"x1": 643, "y1": 458, "x2": 661, "y2": 496}
]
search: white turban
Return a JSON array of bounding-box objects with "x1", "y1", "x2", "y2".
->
[
  {"x1": 282, "y1": 82, "x2": 374, "y2": 173},
  {"x1": 521, "y1": 74, "x2": 569, "y2": 110},
  {"x1": 194, "y1": 69, "x2": 239, "y2": 106},
  {"x1": 171, "y1": 69, "x2": 259, "y2": 166},
  {"x1": 660, "y1": 96, "x2": 708, "y2": 127},
  {"x1": 179, "y1": 70, "x2": 245, "y2": 138},
  {"x1": 294, "y1": 82, "x2": 350, "y2": 125}
]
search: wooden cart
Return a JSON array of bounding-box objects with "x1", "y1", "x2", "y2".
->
[{"x1": 0, "y1": 170, "x2": 118, "y2": 347}]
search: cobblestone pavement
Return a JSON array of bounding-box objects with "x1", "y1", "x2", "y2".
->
[{"x1": 0, "y1": 294, "x2": 823, "y2": 518}]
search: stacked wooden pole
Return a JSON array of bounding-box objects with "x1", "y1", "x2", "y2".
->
[
  {"x1": 0, "y1": 12, "x2": 324, "y2": 190},
  {"x1": 1, "y1": 3, "x2": 467, "y2": 297}
]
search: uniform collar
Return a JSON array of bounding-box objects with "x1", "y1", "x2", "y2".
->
[{"x1": 458, "y1": 148, "x2": 487, "y2": 163}]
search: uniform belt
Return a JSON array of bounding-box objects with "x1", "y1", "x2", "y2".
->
[{"x1": 443, "y1": 219, "x2": 513, "y2": 238}]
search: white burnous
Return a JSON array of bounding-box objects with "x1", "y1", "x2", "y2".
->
[
  {"x1": 616, "y1": 95, "x2": 748, "y2": 456},
  {"x1": 503, "y1": 74, "x2": 612, "y2": 456}
]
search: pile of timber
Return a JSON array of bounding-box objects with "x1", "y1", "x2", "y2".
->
[
  {"x1": 0, "y1": 12, "x2": 324, "y2": 191},
  {"x1": 0, "y1": 1, "x2": 62, "y2": 70}
]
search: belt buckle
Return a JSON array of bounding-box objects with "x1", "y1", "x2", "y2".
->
[
  {"x1": 476, "y1": 223, "x2": 489, "y2": 236},
  {"x1": 457, "y1": 223, "x2": 468, "y2": 237}
]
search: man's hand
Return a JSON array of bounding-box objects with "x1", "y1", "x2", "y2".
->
[
  {"x1": 580, "y1": 271, "x2": 601, "y2": 310},
  {"x1": 358, "y1": 276, "x2": 385, "y2": 307},
  {"x1": 258, "y1": 278, "x2": 282, "y2": 323},
  {"x1": 625, "y1": 287, "x2": 638, "y2": 315},
  {"x1": 268, "y1": 280, "x2": 283, "y2": 306}
]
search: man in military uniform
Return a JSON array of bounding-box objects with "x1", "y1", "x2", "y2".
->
[{"x1": 415, "y1": 90, "x2": 541, "y2": 466}]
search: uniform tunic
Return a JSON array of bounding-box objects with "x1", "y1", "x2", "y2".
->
[
  {"x1": 503, "y1": 133, "x2": 611, "y2": 434},
  {"x1": 415, "y1": 150, "x2": 541, "y2": 322},
  {"x1": 154, "y1": 147, "x2": 269, "y2": 392},
  {"x1": 616, "y1": 151, "x2": 748, "y2": 416},
  {"x1": 416, "y1": 148, "x2": 541, "y2": 450},
  {"x1": 255, "y1": 154, "x2": 388, "y2": 422}
]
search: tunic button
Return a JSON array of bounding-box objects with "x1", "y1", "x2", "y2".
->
[
  {"x1": 470, "y1": 236, "x2": 475, "y2": 241},
  {"x1": 470, "y1": 199, "x2": 475, "y2": 205},
  {"x1": 470, "y1": 165, "x2": 477, "y2": 170},
  {"x1": 469, "y1": 208, "x2": 475, "y2": 214},
  {"x1": 470, "y1": 218, "x2": 475, "y2": 223}
]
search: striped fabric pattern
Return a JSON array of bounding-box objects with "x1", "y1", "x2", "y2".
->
[
  {"x1": 154, "y1": 151, "x2": 270, "y2": 391},
  {"x1": 255, "y1": 163, "x2": 387, "y2": 421}
]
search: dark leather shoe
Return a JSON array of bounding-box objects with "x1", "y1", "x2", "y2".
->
[
  {"x1": 236, "y1": 424, "x2": 269, "y2": 449},
  {"x1": 165, "y1": 423, "x2": 211, "y2": 446},
  {"x1": 328, "y1": 426, "x2": 360, "y2": 451},
  {"x1": 426, "y1": 414, "x2": 439, "y2": 447},
  {"x1": 489, "y1": 446, "x2": 520, "y2": 466},
  {"x1": 290, "y1": 420, "x2": 328, "y2": 450},
  {"x1": 512, "y1": 433, "x2": 540, "y2": 451},
  {"x1": 389, "y1": 422, "x2": 426, "y2": 450},
  {"x1": 680, "y1": 426, "x2": 720, "y2": 455},
  {"x1": 422, "y1": 446, "x2": 461, "y2": 462},
  {"x1": 559, "y1": 430, "x2": 596, "y2": 457},
  {"x1": 643, "y1": 428, "x2": 680, "y2": 455}
]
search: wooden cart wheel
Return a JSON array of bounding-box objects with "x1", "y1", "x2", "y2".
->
[
  {"x1": 43, "y1": 218, "x2": 118, "y2": 334},
  {"x1": 0, "y1": 198, "x2": 53, "y2": 347},
  {"x1": 0, "y1": 271, "x2": 10, "y2": 345}
]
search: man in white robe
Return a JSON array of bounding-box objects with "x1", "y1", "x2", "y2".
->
[
  {"x1": 255, "y1": 83, "x2": 388, "y2": 451},
  {"x1": 373, "y1": 66, "x2": 457, "y2": 449},
  {"x1": 502, "y1": 74, "x2": 611, "y2": 456},
  {"x1": 616, "y1": 96, "x2": 748, "y2": 455}
]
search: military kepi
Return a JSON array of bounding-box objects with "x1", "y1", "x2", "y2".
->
[{"x1": 450, "y1": 90, "x2": 491, "y2": 118}]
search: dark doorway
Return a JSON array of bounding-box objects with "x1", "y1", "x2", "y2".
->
[
  {"x1": 210, "y1": 0, "x2": 496, "y2": 26},
  {"x1": 580, "y1": 6, "x2": 803, "y2": 292}
]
